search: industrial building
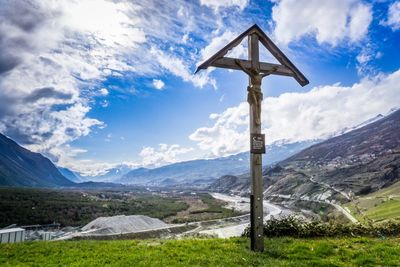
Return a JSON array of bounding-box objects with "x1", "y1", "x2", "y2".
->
[{"x1": 0, "y1": 228, "x2": 25, "y2": 243}]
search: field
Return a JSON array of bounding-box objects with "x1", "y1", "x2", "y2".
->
[
  {"x1": 165, "y1": 193, "x2": 242, "y2": 223},
  {"x1": 1, "y1": 237, "x2": 400, "y2": 266},
  {"x1": 0, "y1": 188, "x2": 240, "y2": 228},
  {"x1": 0, "y1": 187, "x2": 188, "y2": 227},
  {"x1": 345, "y1": 180, "x2": 400, "y2": 223}
]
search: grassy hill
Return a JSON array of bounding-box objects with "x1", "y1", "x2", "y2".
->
[
  {"x1": 1, "y1": 237, "x2": 400, "y2": 266},
  {"x1": 345, "y1": 180, "x2": 400, "y2": 223}
]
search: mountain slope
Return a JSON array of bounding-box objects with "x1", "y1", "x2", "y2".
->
[
  {"x1": 118, "y1": 141, "x2": 315, "y2": 187},
  {"x1": 0, "y1": 133, "x2": 74, "y2": 187},
  {"x1": 211, "y1": 109, "x2": 400, "y2": 202},
  {"x1": 58, "y1": 167, "x2": 81, "y2": 182}
]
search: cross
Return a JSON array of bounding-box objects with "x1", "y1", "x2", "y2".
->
[{"x1": 195, "y1": 24, "x2": 309, "y2": 252}]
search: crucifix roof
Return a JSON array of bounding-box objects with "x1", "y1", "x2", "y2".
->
[{"x1": 195, "y1": 24, "x2": 309, "y2": 87}]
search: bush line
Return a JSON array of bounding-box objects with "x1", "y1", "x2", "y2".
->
[{"x1": 242, "y1": 216, "x2": 400, "y2": 238}]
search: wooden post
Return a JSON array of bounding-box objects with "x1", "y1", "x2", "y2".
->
[
  {"x1": 194, "y1": 24, "x2": 309, "y2": 253},
  {"x1": 248, "y1": 33, "x2": 264, "y2": 252}
]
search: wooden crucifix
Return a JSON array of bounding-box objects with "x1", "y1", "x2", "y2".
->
[{"x1": 196, "y1": 24, "x2": 309, "y2": 252}]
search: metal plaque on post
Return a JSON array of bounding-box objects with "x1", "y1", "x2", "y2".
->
[{"x1": 251, "y1": 134, "x2": 265, "y2": 154}]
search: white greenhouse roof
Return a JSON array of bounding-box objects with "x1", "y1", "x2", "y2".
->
[{"x1": 0, "y1": 228, "x2": 25, "y2": 234}]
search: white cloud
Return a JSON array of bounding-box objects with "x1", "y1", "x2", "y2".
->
[
  {"x1": 139, "y1": 144, "x2": 193, "y2": 167},
  {"x1": 182, "y1": 33, "x2": 190, "y2": 44},
  {"x1": 271, "y1": 0, "x2": 372, "y2": 46},
  {"x1": 200, "y1": 0, "x2": 249, "y2": 11},
  {"x1": 190, "y1": 69, "x2": 400, "y2": 157},
  {"x1": 152, "y1": 79, "x2": 165, "y2": 90},
  {"x1": 48, "y1": 145, "x2": 105, "y2": 175},
  {"x1": 348, "y1": 3, "x2": 373, "y2": 41},
  {"x1": 356, "y1": 46, "x2": 383, "y2": 76},
  {"x1": 381, "y1": 1, "x2": 400, "y2": 30},
  {"x1": 198, "y1": 31, "x2": 247, "y2": 64},
  {"x1": 190, "y1": 102, "x2": 249, "y2": 156},
  {"x1": 209, "y1": 113, "x2": 220, "y2": 119},
  {"x1": 150, "y1": 47, "x2": 217, "y2": 89},
  {"x1": 0, "y1": 0, "x2": 232, "y2": 170},
  {"x1": 99, "y1": 88, "x2": 109, "y2": 96},
  {"x1": 22, "y1": 103, "x2": 103, "y2": 152},
  {"x1": 0, "y1": 0, "x2": 147, "y2": 164},
  {"x1": 57, "y1": 142, "x2": 194, "y2": 176}
]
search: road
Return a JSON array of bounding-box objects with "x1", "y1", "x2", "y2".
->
[
  {"x1": 268, "y1": 194, "x2": 358, "y2": 223},
  {"x1": 308, "y1": 175, "x2": 352, "y2": 201}
]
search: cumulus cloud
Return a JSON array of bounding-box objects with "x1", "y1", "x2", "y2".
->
[
  {"x1": 190, "y1": 69, "x2": 400, "y2": 157},
  {"x1": 152, "y1": 79, "x2": 165, "y2": 90},
  {"x1": 99, "y1": 88, "x2": 109, "y2": 96},
  {"x1": 1, "y1": 0, "x2": 247, "y2": 173},
  {"x1": 0, "y1": 0, "x2": 145, "y2": 161},
  {"x1": 139, "y1": 144, "x2": 193, "y2": 167},
  {"x1": 52, "y1": 146, "x2": 116, "y2": 177},
  {"x1": 380, "y1": 1, "x2": 400, "y2": 31},
  {"x1": 271, "y1": 0, "x2": 372, "y2": 46}
]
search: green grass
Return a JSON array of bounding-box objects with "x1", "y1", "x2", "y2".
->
[
  {"x1": 345, "y1": 180, "x2": 400, "y2": 223},
  {"x1": 366, "y1": 199, "x2": 400, "y2": 222},
  {"x1": 1, "y1": 237, "x2": 400, "y2": 266}
]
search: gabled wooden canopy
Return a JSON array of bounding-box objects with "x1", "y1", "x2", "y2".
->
[{"x1": 195, "y1": 24, "x2": 309, "y2": 87}]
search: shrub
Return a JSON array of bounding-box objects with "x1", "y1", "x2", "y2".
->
[{"x1": 242, "y1": 216, "x2": 400, "y2": 238}]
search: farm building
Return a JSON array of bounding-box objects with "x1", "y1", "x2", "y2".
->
[{"x1": 0, "y1": 228, "x2": 25, "y2": 243}]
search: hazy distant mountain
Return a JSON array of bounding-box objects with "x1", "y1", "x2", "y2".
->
[
  {"x1": 0, "y1": 133, "x2": 74, "y2": 187},
  {"x1": 118, "y1": 140, "x2": 316, "y2": 187},
  {"x1": 210, "y1": 109, "x2": 400, "y2": 202},
  {"x1": 58, "y1": 167, "x2": 81, "y2": 182},
  {"x1": 79, "y1": 165, "x2": 133, "y2": 182}
]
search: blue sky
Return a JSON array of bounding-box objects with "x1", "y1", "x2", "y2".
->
[{"x1": 0, "y1": 0, "x2": 399, "y2": 175}]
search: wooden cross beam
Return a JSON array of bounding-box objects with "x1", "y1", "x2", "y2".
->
[
  {"x1": 196, "y1": 24, "x2": 309, "y2": 86},
  {"x1": 196, "y1": 24, "x2": 309, "y2": 252}
]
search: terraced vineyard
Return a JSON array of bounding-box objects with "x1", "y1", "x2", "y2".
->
[{"x1": 345, "y1": 180, "x2": 400, "y2": 223}]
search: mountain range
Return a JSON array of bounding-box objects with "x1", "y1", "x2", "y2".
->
[
  {"x1": 0, "y1": 132, "x2": 314, "y2": 188},
  {"x1": 116, "y1": 140, "x2": 316, "y2": 187},
  {"x1": 210, "y1": 109, "x2": 400, "y2": 204},
  {"x1": 1, "y1": 108, "x2": 398, "y2": 193}
]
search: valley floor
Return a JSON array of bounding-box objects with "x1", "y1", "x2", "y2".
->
[{"x1": 1, "y1": 237, "x2": 400, "y2": 266}]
